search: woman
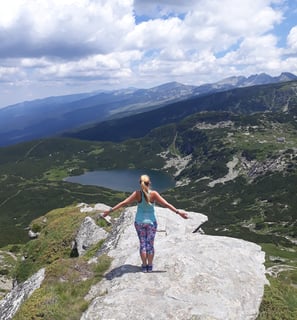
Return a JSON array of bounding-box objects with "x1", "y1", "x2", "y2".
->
[{"x1": 102, "y1": 174, "x2": 188, "y2": 272}]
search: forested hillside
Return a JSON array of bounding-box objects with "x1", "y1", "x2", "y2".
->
[{"x1": 64, "y1": 80, "x2": 297, "y2": 142}]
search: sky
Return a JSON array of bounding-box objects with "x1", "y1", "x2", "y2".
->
[{"x1": 0, "y1": 0, "x2": 297, "y2": 108}]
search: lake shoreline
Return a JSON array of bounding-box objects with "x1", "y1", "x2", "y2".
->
[{"x1": 64, "y1": 169, "x2": 175, "y2": 192}]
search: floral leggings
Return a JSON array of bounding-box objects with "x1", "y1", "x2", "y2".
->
[{"x1": 134, "y1": 222, "x2": 157, "y2": 255}]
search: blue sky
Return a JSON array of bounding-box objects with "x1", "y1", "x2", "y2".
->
[{"x1": 0, "y1": 0, "x2": 296, "y2": 108}]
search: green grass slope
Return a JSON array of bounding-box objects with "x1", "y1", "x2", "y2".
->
[{"x1": 11, "y1": 205, "x2": 113, "y2": 320}]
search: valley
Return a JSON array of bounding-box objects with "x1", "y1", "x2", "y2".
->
[{"x1": 0, "y1": 79, "x2": 297, "y2": 318}]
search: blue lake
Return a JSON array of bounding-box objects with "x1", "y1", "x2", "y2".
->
[{"x1": 64, "y1": 169, "x2": 175, "y2": 192}]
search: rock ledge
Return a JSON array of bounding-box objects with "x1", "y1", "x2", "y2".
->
[{"x1": 81, "y1": 206, "x2": 267, "y2": 320}]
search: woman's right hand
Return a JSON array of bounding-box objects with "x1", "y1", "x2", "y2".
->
[
  {"x1": 178, "y1": 211, "x2": 189, "y2": 219},
  {"x1": 102, "y1": 211, "x2": 109, "y2": 217}
]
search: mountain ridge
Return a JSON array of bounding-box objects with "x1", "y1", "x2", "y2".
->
[
  {"x1": 64, "y1": 80, "x2": 297, "y2": 142},
  {"x1": 0, "y1": 72, "x2": 296, "y2": 146}
]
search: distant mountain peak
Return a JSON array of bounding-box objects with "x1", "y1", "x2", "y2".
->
[
  {"x1": 213, "y1": 72, "x2": 297, "y2": 89},
  {"x1": 150, "y1": 81, "x2": 192, "y2": 90},
  {"x1": 1, "y1": 72, "x2": 296, "y2": 146},
  {"x1": 277, "y1": 72, "x2": 297, "y2": 81}
]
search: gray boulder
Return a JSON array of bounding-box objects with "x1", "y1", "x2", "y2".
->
[{"x1": 74, "y1": 216, "x2": 108, "y2": 256}]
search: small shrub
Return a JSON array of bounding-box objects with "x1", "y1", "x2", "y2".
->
[
  {"x1": 9, "y1": 245, "x2": 22, "y2": 253},
  {"x1": 31, "y1": 223, "x2": 42, "y2": 233}
]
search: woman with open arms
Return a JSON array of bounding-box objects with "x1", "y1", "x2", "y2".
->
[{"x1": 102, "y1": 174, "x2": 188, "y2": 272}]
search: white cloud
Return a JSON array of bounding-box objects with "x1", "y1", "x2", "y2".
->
[
  {"x1": 124, "y1": 17, "x2": 184, "y2": 50},
  {"x1": 0, "y1": 0, "x2": 24, "y2": 28},
  {"x1": 0, "y1": 0, "x2": 296, "y2": 107},
  {"x1": 287, "y1": 26, "x2": 297, "y2": 51},
  {"x1": 0, "y1": 66, "x2": 22, "y2": 82},
  {"x1": 0, "y1": 0, "x2": 135, "y2": 58},
  {"x1": 222, "y1": 34, "x2": 282, "y2": 66},
  {"x1": 38, "y1": 51, "x2": 140, "y2": 80}
]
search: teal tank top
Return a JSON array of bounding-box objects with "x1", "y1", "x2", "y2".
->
[{"x1": 135, "y1": 191, "x2": 156, "y2": 224}]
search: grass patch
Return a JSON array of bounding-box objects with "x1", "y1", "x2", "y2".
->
[
  {"x1": 13, "y1": 205, "x2": 101, "y2": 282},
  {"x1": 13, "y1": 255, "x2": 112, "y2": 320},
  {"x1": 87, "y1": 147, "x2": 104, "y2": 156},
  {"x1": 261, "y1": 243, "x2": 297, "y2": 268},
  {"x1": 256, "y1": 243, "x2": 297, "y2": 319},
  {"x1": 43, "y1": 167, "x2": 69, "y2": 180},
  {"x1": 82, "y1": 240, "x2": 105, "y2": 260},
  {"x1": 257, "y1": 276, "x2": 297, "y2": 320}
]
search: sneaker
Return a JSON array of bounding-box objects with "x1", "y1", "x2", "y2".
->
[
  {"x1": 147, "y1": 265, "x2": 153, "y2": 272},
  {"x1": 141, "y1": 265, "x2": 147, "y2": 273}
]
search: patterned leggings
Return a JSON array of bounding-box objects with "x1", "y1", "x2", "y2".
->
[{"x1": 134, "y1": 222, "x2": 157, "y2": 255}]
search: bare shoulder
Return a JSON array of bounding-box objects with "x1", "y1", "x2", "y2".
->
[
  {"x1": 150, "y1": 190, "x2": 161, "y2": 200},
  {"x1": 124, "y1": 190, "x2": 138, "y2": 202}
]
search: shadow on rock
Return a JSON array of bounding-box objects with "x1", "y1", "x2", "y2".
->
[
  {"x1": 105, "y1": 264, "x2": 167, "y2": 280},
  {"x1": 105, "y1": 264, "x2": 141, "y2": 280}
]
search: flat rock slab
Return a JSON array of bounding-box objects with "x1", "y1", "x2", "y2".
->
[{"x1": 81, "y1": 206, "x2": 267, "y2": 320}]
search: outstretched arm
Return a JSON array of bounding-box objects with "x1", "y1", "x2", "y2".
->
[
  {"x1": 151, "y1": 191, "x2": 188, "y2": 219},
  {"x1": 102, "y1": 191, "x2": 138, "y2": 217}
]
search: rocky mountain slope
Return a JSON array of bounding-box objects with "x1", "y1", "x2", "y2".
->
[
  {"x1": 0, "y1": 204, "x2": 268, "y2": 320},
  {"x1": 0, "y1": 72, "x2": 296, "y2": 146},
  {"x1": 64, "y1": 79, "x2": 297, "y2": 142}
]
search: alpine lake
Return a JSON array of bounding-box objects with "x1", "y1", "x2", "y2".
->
[{"x1": 64, "y1": 169, "x2": 176, "y2": 192}]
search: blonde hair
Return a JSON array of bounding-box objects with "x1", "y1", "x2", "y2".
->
[{"x1": 139, "y1": 174, "x2": 151, "y2": 203}]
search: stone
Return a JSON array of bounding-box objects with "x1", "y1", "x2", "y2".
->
[
  {"x1": 75, "y1": 216, "x2": 108, "y2": 256},
  {"x1": 0, "y1": 268, "x2": 45, "y2": 320},
  {"x1": 28, "y1": 229, "x2": 39, "y2": 239},
  {"x1": 78, "y1": 202, "x2": 110, "y2": 213},
  {"x1": 81, "y1": 206, "x2": 267, "y2": 320}
]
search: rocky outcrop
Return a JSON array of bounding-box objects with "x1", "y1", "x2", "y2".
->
[
  {"x1": 73, "y1": 203, "x2": 110, "y2": 256},
  {"x1": 0, "y1": 268, "x2": 45, "y2": 320},
  {"x1": 0, "y1": 251, "x2": 16, "y2": 299},
  {"x1": 74, "y1": 216, "x2": 108, "y2": 256},
  {"x1": 81, "y1": 206, "x2": 267, "y2": 320},
  {"x1": 0, "y1": 204, "x2": 268, "y2": 320}
]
